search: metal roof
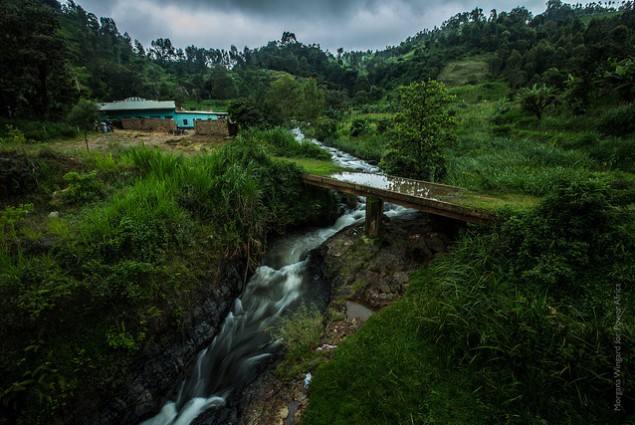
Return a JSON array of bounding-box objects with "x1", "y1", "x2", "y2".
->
[
  {"x1": 178, "y1": 111, "x2": 228, "y2": 115},
  {"x1": 99, "y1": 98, "x2": 176, "y2": 112}
]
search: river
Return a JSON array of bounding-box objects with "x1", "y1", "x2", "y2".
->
[{"x1": 140, "y1": 130, "x2": 408, "y2": 425}]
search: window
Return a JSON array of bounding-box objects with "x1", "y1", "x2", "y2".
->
[{"x1": 183, "y1": 119, "x2": 188, "y2": 125}]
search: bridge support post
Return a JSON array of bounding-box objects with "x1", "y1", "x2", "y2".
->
[{"x1": 365, "y1": 196, "x2": 384, "y2": 237}]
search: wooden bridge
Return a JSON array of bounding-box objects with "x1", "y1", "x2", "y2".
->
[{"x1": 303, "y1": 172, "x2": 492, "y2": 236}]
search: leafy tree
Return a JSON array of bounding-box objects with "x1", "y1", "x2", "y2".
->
[
  {"x1": 0, "y1": 0, "x2": 72, "y2": 119},
  {"x1": 208, "y1": 65, "x2": 238, "y2": 100},
  {"x1": 281, "y1": 31, "x2": 298, "y2": 44},
  {"x1": 67, "y1": 99, "x2": 99, "y2": 151},
  {"x1": 298, "y1": 78, "x2": 325, "y2": 123},
  {"x1": 516, "y1": 83, "x2": 556, "y2": 120},
  {"x1": 380, "y1": 80, "x2": 456, "y2": 181},
  {"x1": 228, "y1": 98, "x2": 264, "y2": 129},
  {"x1": 149, "y1": 38, "x2": 176, "y2": 64},
  {"x1": 604, "y1": 57, "x2": 635, "y2": 102},
  {"x1": 265, "y1": 74, "x2": 303, "y2": 126}
]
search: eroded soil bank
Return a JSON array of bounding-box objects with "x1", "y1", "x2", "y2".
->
[{"x1": 233, "y1": 211, "x2": 459, "y2": 425}]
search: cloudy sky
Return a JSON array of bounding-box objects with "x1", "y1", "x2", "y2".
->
[{"x1": 70, "y1": 0, "x2": 547, "y2": 53}]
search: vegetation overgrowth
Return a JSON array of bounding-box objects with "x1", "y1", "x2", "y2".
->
[
  {"x1": 0, "y1": 128, "x2": 336, "y2": 423},
  {"x1": 0, "y1": 0, "x2": 634, "y2": 423},
  {"x1": 304, "y1": 179, "x2": 634, "y2": 424}
]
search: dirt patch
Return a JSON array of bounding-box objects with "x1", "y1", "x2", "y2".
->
[{"x1": 51, "y1": 130, "x2": 231, "y2": 155}]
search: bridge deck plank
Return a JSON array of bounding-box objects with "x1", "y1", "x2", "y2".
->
[{"x1": 303, "y1": 174, "x2": 492, "y2": 225}]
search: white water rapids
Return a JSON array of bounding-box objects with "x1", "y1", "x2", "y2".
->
[{"x1": 141, "y1": 130, "x2": 410, "y2": 425}]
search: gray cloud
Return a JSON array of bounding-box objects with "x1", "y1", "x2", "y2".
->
[{"x1": 69, "y1": 0, "x2": 547, "y2": 53}]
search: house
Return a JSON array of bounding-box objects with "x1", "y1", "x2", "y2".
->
[{"x1": 98, "y1": 97, "x2": 229, "y2": 134}]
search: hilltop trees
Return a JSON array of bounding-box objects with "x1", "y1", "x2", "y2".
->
[{"x1": 380, "y1": 80, "x2": 456, "y2": 181}]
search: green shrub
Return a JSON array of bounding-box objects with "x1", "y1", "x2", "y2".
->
[
  {"x1": 597, "y1": 104, "x2": 635, "y2": 136},
  {"x1": 0, "y1": 125, "x2": 27, "y2": 147},
  {"x1": 349, "y1": 119, "x2": 369, "y2": 137},
  {"x1": 237, "y1": 127, "x2": 330, "y2": 160},
  {"x1": 311, "y1": 117, "x2": 337, "y2": 142},
  {"x1": 0, "y1": 120, "x2": 77, "y2": 142},
  {"x1": 272, "y1": 305, "x2": 324, "y2": 379},
  {"x1": 0, "y1": 203, "x2": 34, "y2": 247},
  {"x1": 60, "y1": 171, "x2": 105, "y2": 204}
]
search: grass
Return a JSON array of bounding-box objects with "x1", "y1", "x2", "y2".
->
[
  {"x1": 305, "y1": 186, "x2": 634, "y2": 423},
  {"x1": 445, "y1": 191, "x2": 540, "y2": 211},
  {"x1": 438, "y1": 57, "x2": 492, "y2": 87},
  {"x1": 303, "y1": 301, "x2": 493, "y2": 425},
  {"x1": 322, "y1": 134, "x2": 387, "y2": 161},
  {"x1": 303, "y1": 78, "x2": 635, "y2": 424},
  {"x1": 278, "y1": 157, "x2": 344, "y2": 175},
  {"x1": 449, "y1": 82, "x2": 508, "y2": 104}
]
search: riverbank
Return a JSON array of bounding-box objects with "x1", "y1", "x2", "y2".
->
[
  {"x1": 0, "y1": 128, "x2": 338, "y2": 424},
  {"x1": 237, "y1": 210, "x2": 458, "y2": 424}
]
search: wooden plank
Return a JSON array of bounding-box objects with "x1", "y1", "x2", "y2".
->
[{"x1": 303, "y1": 174, "x2": 492, "y2": 225}]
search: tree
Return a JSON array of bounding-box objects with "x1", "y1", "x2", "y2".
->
[
  {"x1": 208, "y1": 65, "x2": 238, "y2": 100},
  {"x1": 265, "y1": 74, "x2": 303, "y2": 126},
  {"x1": 604, "y1": 57, "x2": 635, "y2": 102},
  {"x1": 228, "y1": 98, "x2": 264, "y2": 129},
  {"x1": 298, "y1": 78, "x2": 325, "y2": 123},
  {"x1": 380, "y1": 80, "x2": 456, "y2": 181},
  {"x1": 150, "y1": 38, "x2": 176, "y2": 64},
  {"x1": 0, "y1": 0, "x2": 71, "y2": 119},
  {"x1": 67, "y1": 99, "x2": 99, "y2": 151},
  {"x1": 516, "y1": 83, "x2": 556, "y2": 120},
  {"x1": 281, "y1": 31, "x2": 298, "y2": 44}
]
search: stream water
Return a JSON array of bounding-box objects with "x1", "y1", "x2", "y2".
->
[{"x1": 141, "y1": 130, "x2": 407, "y2": 425}]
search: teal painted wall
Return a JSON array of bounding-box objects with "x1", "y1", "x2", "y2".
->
[
  {"x1": 102, "y1": 108, "x2": 226, "y2": 129},
  {"x1": 175, "y1": 112, "x2": 221, "y2": 128}
]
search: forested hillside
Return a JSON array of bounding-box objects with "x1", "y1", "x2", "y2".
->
[
  {"x1": 2, "y1": 0, "x2": 633, "y2": 127},
  {"x1": 1, "y1": 1, "x2": 634, "y2": 424}
]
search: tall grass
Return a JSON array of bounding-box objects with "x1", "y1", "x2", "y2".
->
[
  {"x1": 323, "y1": 134, "x2": 387, "y2": 161},
  {"x1": 237, "y1": 127, "x2": 331, "y2": 160},
  {"x1": 0, "y1": 131, "x2": 338, "y2": 424},
  {"x1": 305, "y1": 180, "x2": 634, "y2": 424},
  {"x1": 446, "y1": 135, "x2": 594, "y2": 195}
]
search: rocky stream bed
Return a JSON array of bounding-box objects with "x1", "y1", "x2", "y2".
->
[{"x1": 231, "y1": 211, "x2": 457, "y2": 425}]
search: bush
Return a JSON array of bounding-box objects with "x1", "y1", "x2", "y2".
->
[
  {"x1": 0, "y1": 120, "x2": 77, "y2": 142},
  {"x1": 311, "y1": 117, "x2": 337, "y2": 142},
  {"x1": 59, "y1": 171, "x2": 105, "y2": 204},
  {"x1": 597, "y1": 104, "x2": 635, "y2": 136},
  {"x1": 237, "y1": 127, "x2": 330, "y2": 160},
  {"x1": 349, "y1": 119, "x2": 369, "y2": 137}
]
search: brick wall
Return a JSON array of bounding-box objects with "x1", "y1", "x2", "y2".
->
[
  {"x1": 194, "y1": 119, "x2": 230, "y2": 136},
  {"x1": 121, "y1": 117, "x2": 177, "y2": 132}
]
